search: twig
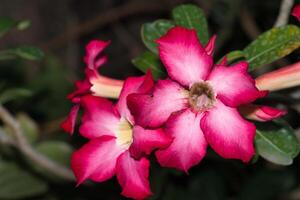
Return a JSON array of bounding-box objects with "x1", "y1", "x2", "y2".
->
[
  {"x1": 42, "y1": 1, "x2": 168, "y2": 50},
  {"x1": 0, "y1": 105, "x2": 74, "y2": 181},
  {"x1": 274, "y1": 0, "x2": 294, "y2": 27}
]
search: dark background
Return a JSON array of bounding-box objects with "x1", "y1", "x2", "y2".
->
[{"x1": 0, "y1": 0, "x2": 300, "y2": 199}]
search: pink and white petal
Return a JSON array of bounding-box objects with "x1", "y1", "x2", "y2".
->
[
  {"x1": 84, "y1": 40, "x2": 110, "y2": 70},
  {"x1": 204, "y1": 35, "x2": 217, "y2": 56},
  {"x1": 201, "y1": 100, "x2": 256, "y2": 162},
  {"x1": 71, "y1": 136, "x2": 124, "y2": 185},
  {"x1": 129, "y1": 126, "x2": 172, "y2": 159},
  {"x1": 208, "y1": 61, "x2": 268, "y2": 107},
  {"x1": 116, "y1": 71, "x2": 154, "y2": 123},
  {"x1": 292, "y1": 4, "x2": 300, "y2": 21},
  {"x1": 79, "y1": 95, "x2": 120, "y2": 139},
  {"x1": 127, "y1": 79, "x2": 188, "y2": 128},
  {"x1": 155, "y1": 109, "x2": 207, "y2": 172},
  {"x1": 116, "y1": 151, "x2": 152, "y2": 199},
  {"x1": 156, "y1": 26, "x2": 213, "y2": 86},
  {"x1": 61, "y1": 104, "x2": 80, "y2": 135},
  {"x1": 239, "y1": 104, "x2": 287, "y2": 122}
]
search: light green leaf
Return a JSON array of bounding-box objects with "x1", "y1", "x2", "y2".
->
[
  {"x1": 142, "y1": 19, "x2": 174, "y2": 54},
  {"x1": 132, "y1": 51, "x2": 166, "y2": 80},
  {"x1": 0, "y1": 161, "x2": 48, "y2": 199},
  {"x1": 255, "y1": 120, "x2": 300, "y2": 165},
  {"x1": 16, "y1": 20, "x2": 31, "y2": 30},
  {"x1": 244, "y1": 25, "x2": 300, "y2": 71},
  {"x1": 172, "y1": 4, "x2": 209, "y2": 44},
  {"x1": 0, "y1": 88, "x2": 32, "y2": 104}
]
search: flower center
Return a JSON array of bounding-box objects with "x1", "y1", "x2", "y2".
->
[
  {"x1": 188, "y1": 82, "x2": 215, "y2": 111},
  {"x1": 116, "y1": 118, "x2": 133, "y2": 149}
]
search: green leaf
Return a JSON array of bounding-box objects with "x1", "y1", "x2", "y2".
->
[
  {"x1": 172, "y1": 4, "x2": 209, "y2": 44},
  {"x1": 0, "y1": 46, "x2": 44, "y2": 61},
  {"x1": 0, "y1": 161, "x2": 48, "y2": 199},
  {"x1": 0, "y1": 18, "x2": 30, "y2": 37},
  {"x1": 218, "y1": 50, "x2": 245, "y2": 64},
  {"x1": 255, "y1": 120, "x2": 300, "y2": 165},
  {"x1": 132, "y1": 51, "x2": 166, "y2": 80},
  {"x1": 0, "y1": 88, "x2": 32, "y2": 103},
  {"x1": 244, "y1": 25, "x2": 300, "y2": 71},
  {"x1": 16, "y1": 20, "x2": 31, "y2": 30},
  {"x1": 31, "y1": 141, "x2": 73, "y2": 180},
  {"x1": 17, "y1": 113, "x2": 39, "y2": 144},
  {"x1": 142, "y1": 20, "x2": 174, "y2": 54},
  {"x1": 36, "y1": 141, "x2": 73, "y2": 167},
  {"x1": 0, "y1": 18, "x2": 16, "y2": 37}
]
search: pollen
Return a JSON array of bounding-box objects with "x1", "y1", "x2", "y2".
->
[
  {"x1": 189, "y1": 82, "x2": 216, "y2": 112},
  {"x1": 116, "y1": 118, "x2": 133, "y2": 149}
]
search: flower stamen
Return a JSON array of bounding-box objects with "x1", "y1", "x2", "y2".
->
[{"x1": 188, "y1": 82, "x2": 215, "y2": 111}]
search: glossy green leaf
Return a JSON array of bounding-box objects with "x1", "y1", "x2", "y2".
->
[
  {"x1": 0, "y1": 161, "x2": 48, "y2": 199},
  {"x1": 142, "y1": 20, "x2": 174, "y2": 54},
  {"x1": 132, "y1": 51, "x2": 166, "y2": 80},
  {"x1": 255, "y1": 120, "x2": 300, "y2": 165},
  {"x1": 172, "y1": 4, "x2": 209, "y2": 44},
  {"x1": 244, "y1": 25, "x2": 300, "y2": 71},
  {"x1": 0, "y1": 88, "x2": 32, "y2": 103},
  {"x1": 0, "y1": 46, "x2": 44, "y2": 61}
]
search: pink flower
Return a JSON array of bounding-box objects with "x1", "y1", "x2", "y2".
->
[
  {"x1": 127, "y1": 26, "x2": 268, "y2": 172},
  {"x1": 71, "y1": 71, "x2": 171, "y2": 199},
  {"x1": 292, "y1": 4, "x2": 300, "y2": 21},
  {"x1": 61, "y1": 40, "x2": 123, "y2": 134}
]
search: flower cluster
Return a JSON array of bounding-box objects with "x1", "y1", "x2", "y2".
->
[{"x1": 63, "y1": 26, "x2": 286, "y2": 199}]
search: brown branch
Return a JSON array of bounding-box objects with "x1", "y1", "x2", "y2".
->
[
  {"x1": 0, "y1": 105, "x2": 74, "y2": 181},
  {"x1": 42, "y1": 1, "x2": 168, "y2": 50},
  {"x1": 274, "y1": 0, "x2": 294, "y2": 27}
]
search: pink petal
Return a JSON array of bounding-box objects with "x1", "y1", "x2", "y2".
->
[
  {"x1": 129, "y1": 125, "x2": 172, "y2": 159},
  {"x1": 208, "y1": 61, "x2": 267, "y2": 107},
  {"x1": 84, "y1": 40, "x2": 110, "y2": 70},
  {"x1": 292, "y1": 4, "x2": 300, "y2": 21},
  {"x1": 67, "y1": 79, "x2": 91, "y2": 103},
  {"x1": 127, "y1": 79, "x2": 188, "y2": 128},
  {"x1": 239, "y1": 104, "x2": 287, "y2": 122},
  {"x1": 61, "y1": 104, "x2": 80, "y2": 135},
  {"x1": 116, "y1": 151, "x2": 152, "y2": 199},
  {"x1": 201, "y1": 100, "x2": 256, "y2": 162},
  {"x1": 156, "y1": 26, "x2": 213, "y2": 86},
  {"x1": 116, "y1": 71, "x2": 154, "y2": 123},
  {"x1": 204, "y1": 35, "x2": 217, "y2": 56},
  {"x1": 85, "y1": 68, "x2": 124, "y2": 99},
  {"x1": 155, "y1": 109, "x2": 207, "y2": 172},
  {"x1": 71, "y1": 136, "x2": 124, "y2": 185},
  {"x1": 79, "y1": 95, "x2": 120, "y2": 139}
]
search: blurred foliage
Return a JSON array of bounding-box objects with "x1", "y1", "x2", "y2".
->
[{"x1": 0, "y1": 0, "x2": 300, "y2": 200}]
